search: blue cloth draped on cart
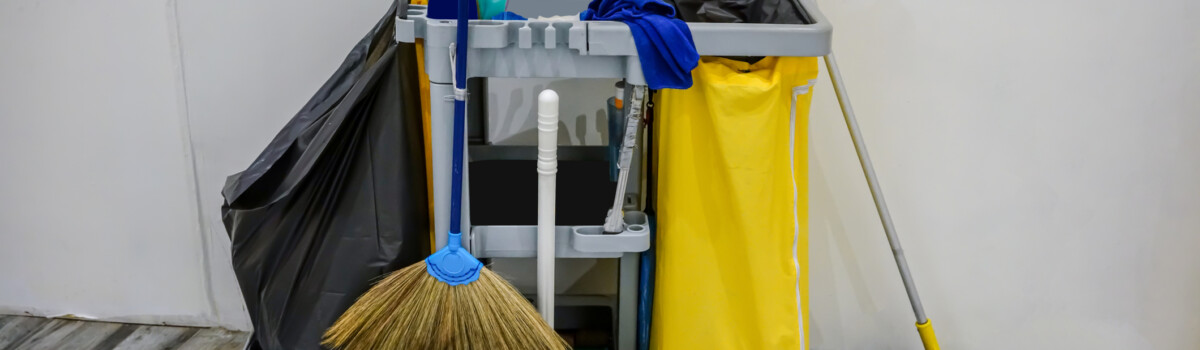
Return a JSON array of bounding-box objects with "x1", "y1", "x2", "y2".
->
[{"x1": 581, "y1": 0, "x2": 699, "y2": 89}]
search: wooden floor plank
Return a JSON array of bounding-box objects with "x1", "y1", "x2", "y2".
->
[
  {"x1": 9, "y1": 319, "x2": 85, "y2": 350},
  {"x1": 215, "y1": 336, "x2": 250, "y2": 350},
  {"x1": 0, "y1": 317, "x2": 51, "y2": 349},
  {"x1": 91, "y1": 324, "x2": 141, "y2": 350},
  {"x1": 176, "y1": 328, "x2": 248, "y2": 350},
  {"x1": 158, "y1": 328, "x2": 199, "y2": 350},
  {"x1": 0, "y1": 316, "x2": 248, "y2": 350},
  {"x1": 0, "y1": 316, "x2": 16, "y2": 331},
  {"x1": 55, "y1": 321, "x2": 123, "y2": 350},
  {"x1": 110, "y1": 325, "x2": 193, "y2": 350}
]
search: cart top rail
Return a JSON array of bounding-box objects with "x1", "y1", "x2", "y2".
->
[{"x1": 396, "y1": 0, "x2": 831, "y2": 84}]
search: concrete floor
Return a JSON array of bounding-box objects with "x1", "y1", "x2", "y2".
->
[{"x1": 0, "y1": 315, "x2": 248, "y2": 350}]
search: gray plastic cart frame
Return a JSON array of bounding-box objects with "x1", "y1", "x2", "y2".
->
[
  {"x1": 394, "y1": 0, "x2": 832, "y2": 263},
  {"x1": 384, "y1": 1, "x2": 955, "y2": 349}
]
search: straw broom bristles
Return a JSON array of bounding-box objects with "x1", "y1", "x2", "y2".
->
[{"x1": 323, "y1": 261, "x2": 569, "y2": 350}]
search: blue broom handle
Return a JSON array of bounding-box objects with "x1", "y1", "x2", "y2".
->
[{"x1": 449, "y1": 0, "x2": 469, "y2": 235}]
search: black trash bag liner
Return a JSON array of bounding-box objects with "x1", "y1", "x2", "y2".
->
[
  {"x1": 664, "y1": 0, "x2": 811, "y2": 24},
  {"x1": 220, "y1": 3, "x2": 430, "y2": 349},
  {"x1": 663, "y1": 0, "x2": 810, "y2": 64}
]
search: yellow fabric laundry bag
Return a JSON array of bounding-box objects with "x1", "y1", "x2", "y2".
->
[{"x1": 651, "y1": 56, "x2": 818, "y2": 349}]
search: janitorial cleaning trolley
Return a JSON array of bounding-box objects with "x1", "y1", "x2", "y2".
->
[{"x1": 395, "y1": 0, "x2": 940, "y2": 348}]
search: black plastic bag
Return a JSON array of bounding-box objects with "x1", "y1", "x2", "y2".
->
[
  {"x1": 664, "y1": 0, "x2": 810, "y2": 24},
  {"x1": 664, "y1": 0, "x2": 809, "y2": 64},
  {"x1": 220, "y1": 4, "x2": 430, "y2": 349}
]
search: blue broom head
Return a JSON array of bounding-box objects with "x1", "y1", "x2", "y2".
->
[{"x1": 425, "y1": 232, "x2": 483, "y2": 285}]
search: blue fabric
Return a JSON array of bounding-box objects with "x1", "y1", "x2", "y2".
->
[
  {"x1": 581, "y1": 0, "x2": 699, "y2": 90},
  {"x1": 427, "y1": 0, "x2": 478, "y2": 20},
  {"x1": 491, "y1": 11, "x2": 528, "y2": 20}
]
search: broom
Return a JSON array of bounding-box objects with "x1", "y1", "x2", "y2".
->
[{"x1": 322, "y1": 1, "x2": 567, "y2": 348}]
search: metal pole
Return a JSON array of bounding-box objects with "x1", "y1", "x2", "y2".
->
[
  {"x1": 603, "y1": 85, "x2": 648, "y2": 233},
  {"x1": 823, "y1": 53, "x2": 930, "y2": 324}
]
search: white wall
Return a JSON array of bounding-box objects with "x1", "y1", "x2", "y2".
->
[
  {"x1": 173, "y1": 0, "x2": 395, "y2": 332},
  {"x1": 806, "y1": 0, "x2": 1200, "y2": 349},
  {"x1": 0, "y1": 0, "x2": 215, "y2": 327},
  {"x1": 0, "y1": 0, "x2": 391, "y2": 331}
]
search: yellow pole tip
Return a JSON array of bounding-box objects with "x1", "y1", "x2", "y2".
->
[{"x1": 915, "y1": 319, "x2": 940, "y2": 350}]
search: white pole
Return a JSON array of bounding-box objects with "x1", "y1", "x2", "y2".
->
[{"x1": 536, "y1": 89, "x2": 559, "y2": 326}]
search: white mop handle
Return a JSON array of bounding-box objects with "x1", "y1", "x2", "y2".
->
[{"x1": 536, "y1": 89, "x2": 559, "y2": 326}]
